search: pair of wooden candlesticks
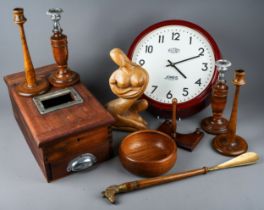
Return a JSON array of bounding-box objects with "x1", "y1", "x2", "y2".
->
[
  {"x1": 201, "y1": 60, "x2": 248, "y2": 156},
  {"x1": 13, "y1": 8, "x2": 79, "y2": 97}
]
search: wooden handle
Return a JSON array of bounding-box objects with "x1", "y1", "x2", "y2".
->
[
  {"x1": 102, "y1": 167, "x2": 208, "y2": 204},
  {"x1": 134, "y1": 167, "x2": 207, "y2": 189}
]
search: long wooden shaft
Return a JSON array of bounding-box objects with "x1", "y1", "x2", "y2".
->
[
  {"x1": 128, "y1": 167, "x2": 207, "y2": 191},
  {"x1": 226, "y1": 85, "x2": 240, "y2": 141},
  {"x1": 226, "y1": 69, "x2": 245, "y2": 142},
  {"x1": 172, "y1": 98, "x2": 177, "y2": 134},
  {"x1": 13, "y1": 8, "x2": 36, "y2": 87},
  {"x1": 18, "y1": 24, "x2": 36, "y2": 87}
]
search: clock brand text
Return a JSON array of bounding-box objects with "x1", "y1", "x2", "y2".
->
[
  {"x1": 164, "y1": 75, "x2": 179, "y2": 81},
  {"x1": 168, "y1": 47, "x2": 180, "y2": 54}
]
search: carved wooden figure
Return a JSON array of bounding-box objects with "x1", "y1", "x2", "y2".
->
[
  {"x1": 13, "y1": 8, "x2": 49, "y2": 96},
  {"x1": 47, "y1": 8, "x2": 80, "y2": 88},
  {"x1": 106, "y1": 48, "x2": 149, "y2": 131},
  {"x1": 158, "y1": 98, "x2": 204, "y2": 151},
  {"x1": 201, "y1": 60, "x2": 231, "y2": 134},
  {"x1": 212, "y1": 70, "x2": 248, "y2": 156}
]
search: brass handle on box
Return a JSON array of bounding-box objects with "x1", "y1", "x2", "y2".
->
[{"x1": 67, "y1": 153, "x2": 97, "y2": 172}]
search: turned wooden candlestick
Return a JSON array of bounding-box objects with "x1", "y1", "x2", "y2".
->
[
  {"x1": 201, "y1": 59, "x2": 231, "y2": 134},
  {"x1": 13, "y1": 8, "x2": 49, "y2": 96},
  {"x1": 47, "y1": 8, "x2": 79, "y2": 88},
  {"x1": 158, "y1": 98, "x2": 204, "y2": 151},
  {"x1": 212, "y1": 70, "x2": 248, "y2": 156}
]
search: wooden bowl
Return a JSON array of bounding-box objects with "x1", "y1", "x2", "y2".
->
[{"x1": 119, "y1": 130, "x2": 177, "y2": 177}]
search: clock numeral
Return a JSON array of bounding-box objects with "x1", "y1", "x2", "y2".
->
[
  {"x1": 158, "y1": 35, "x2": 164, "y2": 43},
  {"x1": 166, "y1": 90, "x2": 173, "y2": 99},
  {"x1": 145, "y1": 45, "x2": 153, "y2": 53},
  {"x1": 139, "y1": 59, "x2": 145, "y2": 66},
  {"x1": 198, "y1": 47, "x2": 205, "y2": 56},
  {"x1": 151, "y1": 85, "x2": 158, "y2": 94},
  {"x1": 201, "y1": 63, "x2": 208, "y2": 71},
  {"x1": 172, "y1": 32, "x2": 180, "y2": 41},
  {"x1": 195, "y1": 78, "x2": 202, "y2": 86},
  {"x1": 182, "y1": 88, "x2": 189, "y2": 96},
  {"x1": 189, "y1": 36, "x2": 192, "y2": 45}
]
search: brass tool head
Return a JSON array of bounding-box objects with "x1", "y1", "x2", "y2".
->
[{"x1": 102, "y1": 185, "x2": 120, "y2": 204}]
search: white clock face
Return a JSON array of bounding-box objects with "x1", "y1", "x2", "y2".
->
[{"x1": 131, "y1": 25, "x2": 216, "y2": 104}]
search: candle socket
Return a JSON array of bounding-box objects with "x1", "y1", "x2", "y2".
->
[
  {"x1": 212, "y1": 69, "x2": 248, "y2": 156},
  {"x1": 13, "y1": 8, "x2": 49, "y2": 96}
]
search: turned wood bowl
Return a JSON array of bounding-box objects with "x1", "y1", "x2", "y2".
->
[{"x1": 119, "y1": 130, "x2": 177, "y2": 177}]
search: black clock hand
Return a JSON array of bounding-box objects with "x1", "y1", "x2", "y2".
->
[
  {"x1": 166, "y1": 55, "x2": 201, "y2": 67},
  {"x1": 167, "y1": 59, "x2": 174, "y2": 66},
  {"x1": 167, "y1": 60, "x2": 187, "y2": 79}
]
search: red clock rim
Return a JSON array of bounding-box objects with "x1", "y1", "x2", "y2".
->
[{"x1": 127, "y1": 19, "x2": 221, "y2": 112}]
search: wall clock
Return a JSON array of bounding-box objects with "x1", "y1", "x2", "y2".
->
[{"x1": 128, "y1": 20, "x2": 221, "y2": 118}]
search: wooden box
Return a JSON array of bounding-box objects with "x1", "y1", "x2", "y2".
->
[{"x1": 4, "y1": 64, "x2": 115, "y2": 182}]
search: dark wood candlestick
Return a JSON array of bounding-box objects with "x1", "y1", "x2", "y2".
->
[
  {"x1": 158, "y1": 98, "x2": 204, "y2": 151},
  {"x1": 201, "y1": 59, "x2": 231, "y2": 134},
  {"x1": 13, "y1": 8, "x2": 49, "y2": 96},
  {"x1": 47, "y1": 8, "x2": 79, "y2": 88},
  {"x1": 212, "y1": 70, "x2": 248, "y2": 156}
]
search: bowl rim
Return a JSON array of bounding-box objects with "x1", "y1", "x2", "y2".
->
[{"x1": 119, "y1": 129, "x2": 177, "y2": 164}]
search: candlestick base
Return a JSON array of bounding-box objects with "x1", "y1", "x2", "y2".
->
[
  {"x1": 201, "y1": 116, "x2": 228, "y2": 135},
  {"x1": 212, "y1": 134, "x2": 248, "y2": 156},
  {"x1": 15, "y1": 77, "x2": 50, "y2": 97},
  {"x1": 48, "y1": 69, "x2": 80, "y2": 88},
  {"x1": 158, "y1": 120, "x2": 204, "y2": 151}
]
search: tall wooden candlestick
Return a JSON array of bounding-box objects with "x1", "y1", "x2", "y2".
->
[
  {"x1": 47, "y1": 8, "x2": 80, "y2": 88},
  {"x1": 158, "y1": 98, "x2": 204, "y2": 151},
  {"x1": 201, "y1": 60, "x2": 231, "y2": 134},
  {"x1": 13, "y1": 8, "x2": 49, "y2": 96},
  {"x1": 212, "y1": 70, "x2": 248, "y2": 156}
]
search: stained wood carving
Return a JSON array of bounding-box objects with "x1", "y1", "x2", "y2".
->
[{"x1": 106, "y1": 48, "x2": 149, "y2": 131}]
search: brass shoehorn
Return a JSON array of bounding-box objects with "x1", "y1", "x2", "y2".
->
[{"x1": 102, "y1": 152, "x2": 259, "y2": 204}]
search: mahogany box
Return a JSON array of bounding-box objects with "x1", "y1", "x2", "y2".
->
[{"x1": 4, "y1": 64, "x2": 115, "y2": 182}]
